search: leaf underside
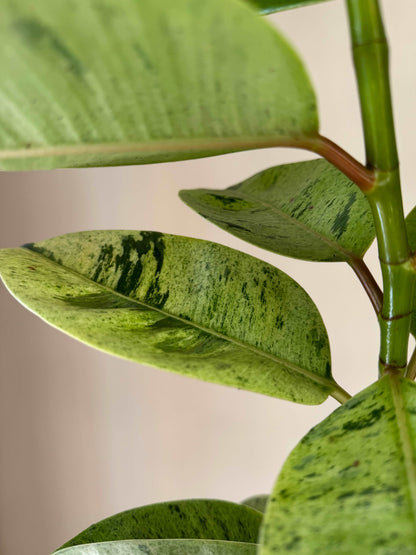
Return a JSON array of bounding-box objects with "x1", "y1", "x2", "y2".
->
[
  {"x1": 58, "y1": 499, "x2": 262, "y2": 550},
  {"x1": 56, "y1": 539, "x2": 257, "y2": 555},
  {"x1": 180, "y1": 159, "x2": 375, "y2": 262},
  {"x1": 247, "y1": 0, "x2": 331, "y2": 15},
  {"x1": 0, "y1": 231, "x2": 334, "y2": 404},
  {"x1": 260, "y1": 376, "x2": 416, "y2": 554},
  {"x1": 242, "y1": 495, "x2": 269, "y2": 513},
  {"x1": 0, "y1": 0, "x2": 317, "y2": 170}
]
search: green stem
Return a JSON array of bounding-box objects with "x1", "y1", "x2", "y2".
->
[
  {"x1": 331, "y1": 384, "x2": 352, "y2": 405},
  {"x1": 346, "y1": 0, "x2": 415, "y2": 375}
]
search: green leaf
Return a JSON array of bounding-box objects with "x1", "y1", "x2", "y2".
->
[
  {"x1": 259, "y1": 375, "x2": 416, "y2": 554},
  {"x1": 247, "y1": 0, "x2": 331, "y2": 15},
  {"x1": 180, "y1": 159, "x2": 375, "y2": 262},
  {"x1": 56, "y1": 539, "x2": 258, "y2": 555},
  {"x1": 0, "y1": 0, "x2": 318, "y2": 170},
  {"x1": 404, "y1": 207, "x2": 416, "y2": 335},
  {"x1": 241, "y1": 495, "x2": 269, "y2": 513},
  {"x1": 407, "y1": 206, "x2": 416, "y2": 249},
  {"x1": 58, "y1": 499, "x2": 262, "y2": 549},
  {"x1": 0, "y1": 231, "x2": 341, "y2": 405}
]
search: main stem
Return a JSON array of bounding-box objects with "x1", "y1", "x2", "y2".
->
[{"x1": 346, "y1": 0, "x2": 415, "y2": 375}]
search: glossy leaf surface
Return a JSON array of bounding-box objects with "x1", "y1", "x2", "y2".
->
[
  {"x1": 0, "y1": 231, "x2": 337, "y2": 404},
  {"x1": 248, "y1": 0, "x2": 331, "y2": 14},
  {"x1": 59, "y1": 500, "x2": 261, "y2": 549},
  {"x1": 0, "y1": 0, "x2": 317, "y2": 170},
  {"x1": 241, "y1": 495, "x2": 268, "y2": 513},
  {"x1": 180, "y1": 159, "x2": 375, "y2": 262},
  {"x1": 260, "y1": 376, "x2": 416, "y2": 554},
  {"x1": 56, "y1": 539, "x2": 257, "y2": 555}
]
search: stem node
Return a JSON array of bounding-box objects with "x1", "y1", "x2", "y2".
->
[{"x1": 347, "y1": 0, "x2": 415, "y2": 376}]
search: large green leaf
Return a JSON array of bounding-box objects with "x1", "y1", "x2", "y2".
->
[
  {"x1": 260, "y1": 375, "x2": 416, "y2": 554},
  {"x1": 0, "y1": 231, "x2": 343, "y2": 404},
  {"x1": 0, "y1": 0, "x2": 317, "y2": 170},
  {"x1": 247, "y1": 0, "x2": 331, "y2": 14},
  {"x1": 56, "y1": 539, "x2": 257, "y2": 555},
  {"x1": 58, "y1": 499, "x2": 261, "y2": 549},
  {"x1": 180, "y1": 159, "x2": 375, "y2": 262}
]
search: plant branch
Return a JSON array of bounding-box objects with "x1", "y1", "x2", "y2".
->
[
  {"x1": 331, "y1": 384, "x2": 352, "y2": 405},
  {"x1": 349, "y1": 256, "x2": 382, "y2": 314},
  {"x1": 306, "y1": 134, "x2": 375, "y2": 192},
  {"x1": 1, "y1": 134, "x2": 375, "y2": 192},
  {"x1": 346, "y1": 0, "x2": 415, "y2": 375}
]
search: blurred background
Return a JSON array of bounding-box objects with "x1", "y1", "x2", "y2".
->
[{"x1": 1, "y1": 1, "x2": 416, "y2": 554}]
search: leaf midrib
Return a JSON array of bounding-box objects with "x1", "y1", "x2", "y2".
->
[
  {"x1": 196, "y1": 187, "x2": 360, "y2": 261},
  {"x1": 23, "y1": 246, "x2": 336, "y2": 393},
  {"x1": 0, "y1": 135, "x2": 308, "y2": 161}
]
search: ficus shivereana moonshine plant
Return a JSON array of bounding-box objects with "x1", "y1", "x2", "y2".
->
[{"x1": 1, "y1": 0, "x2": 416, "y2": 553}]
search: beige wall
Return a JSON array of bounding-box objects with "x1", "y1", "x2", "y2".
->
[{"x1": 1, "y1": 1, "x2": 415, "y2": 554}]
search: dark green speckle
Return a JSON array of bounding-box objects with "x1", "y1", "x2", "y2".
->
[{"x1": 13, "y1": 18, "x2": 84, "y2": 77}]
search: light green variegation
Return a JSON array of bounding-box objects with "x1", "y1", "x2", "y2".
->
[
  {"x1": 248, "y1": 0, "x2": 331, "y2": 14},
  {"x1": 180, "y1": 159, "x2": 375, "y2": 262},
  {"x1": 0, "y1": 231, "x2": 348, "y2": 405},
  {"x1": 59, "y1": 499, "x2": 261, "y2": 550},
  {"x1": 2, "y1": 1, "x2": 416, "y2": 554},
  {"x1": 241, "y1": 495, "x2": 268, "y2": 513},
  {"x1": 0, "y1": 0, "x2": 318, "y2": 170},
  {"x1": 56, "y1": 539, "x2": 257, "y2": 555},
  {"x1": 260, "y1": 376, "x2": 416, "y2": 554}
]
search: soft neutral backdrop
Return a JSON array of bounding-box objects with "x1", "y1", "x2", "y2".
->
[{"x1": 1, "y1": 1, "x2": 415, "y2": 554}]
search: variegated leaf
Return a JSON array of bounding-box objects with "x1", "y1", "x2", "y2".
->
[
  {"x1": 58, "y1": 499, "x2": 261, "y2": 550},
  {"x1": 405, "y1": 206, "x2": 416, "y2": 337},
  {"x1": 180, "y1": 159, "x2": 375, "y2": 263},
  {"x1": 260, "y1": 376, "x2": 416, "y2": 554},
  {"x1": 0, "y1": 0, "x2": 317, "y2": 170},
  {"x1": 247, "y1": 0, "x2": 331, "y2": 14},
  {"x1": 0, "y1": 231, "x2": 347, "y2": 405},
  {"x1": 242, "y1": 495, "x2": 268, "y2": 513},
  {"x1": 55, "y1": 539, "x2": 257, "y2": 555}
]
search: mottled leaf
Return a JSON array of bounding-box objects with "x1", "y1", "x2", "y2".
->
[
  {"x1": 56, "y1": 539, "x2": 257, "y2": 555},
  {"x1": 247, "y1": 0, "x2": 331, "y2": 14},
  {"x1": 0, "y1": 0, "x2": 318, "y2": 170},
  {"x1": 242, "y1": 495, "x2": 268, "y2": 513},
  {"x1": 0, "y1": 231, "x2": 344, "y2": 405},
  {"x1": 260, "y1": 376, "x2": 416, "y2": 554},
  {"x1": 58, "y1": 499, "x2": 262, "y2": 550},
  {"x1": 180, "y1": 159, "x2": 375, "y2": 262}
]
